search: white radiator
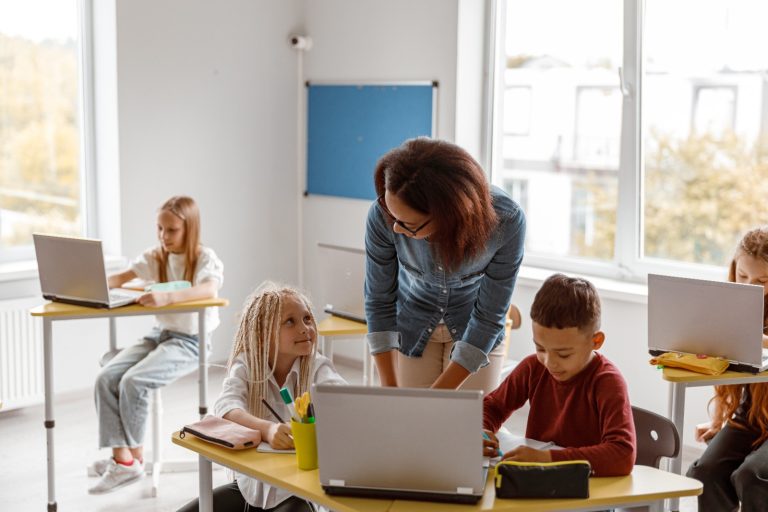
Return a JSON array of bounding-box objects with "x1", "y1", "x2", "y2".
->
[{"x1": 0, "y1": 297, "x2": 44, "y2": 411}]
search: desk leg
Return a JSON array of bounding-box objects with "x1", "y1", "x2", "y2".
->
[
  {"x1": 667, "y1": 382, "x2": 686, "y2": 512},
  {"x1": 199, "y1": 310, "x2": 208, "y2": 418},
  {"x1": 108, "y1": 317, "x2": 117, "y2": 354},
  {"x1": 198, "y1": 456, "x2": 213, "y2": 512},
  {"x1": 43, "y1": 318, "x2": 57, "y2": 511}
]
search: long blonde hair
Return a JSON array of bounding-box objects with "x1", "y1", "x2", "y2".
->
[
  {"x1": 228, "y1": 282, "x2": 316, "y2": 419},
  {"x1": 154, "y1": 196, "x2": 201, "y2": 283},
  {"x1": 713, "y1": 226, "x2": 768, "y2": 446}
]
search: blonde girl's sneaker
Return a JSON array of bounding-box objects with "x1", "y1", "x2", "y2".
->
[
  {"x1": 86, "y1": 458, "x2": 112, "y2": 477},
  {"x1": 87, "y1": 459, "x2": 144, "y2": 494}
]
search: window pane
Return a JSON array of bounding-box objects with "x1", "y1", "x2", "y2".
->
[
  {"x1": 494, "y1": 0, "x2": 622, "y2": 262},
  {"x1": 0, "y1": 1, "x2": 82, "y2": 260},
  {"x1": 643, "y1": 0, "x2": 768, "y2": 266}
]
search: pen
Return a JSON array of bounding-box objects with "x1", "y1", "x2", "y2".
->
[
  {"x1": 261, "y1": 398, "x2": 287, "y2": 424},
  {"x1": 279, "y1": 388, "x2": 301, "y2": 422},
  {"x1": 482, "y1": 432, "x2": 504, "y2": 458}
]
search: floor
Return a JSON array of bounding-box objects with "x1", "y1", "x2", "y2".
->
[{"x1": 0, "y1": 359, "x2": 701, "y2": 511}]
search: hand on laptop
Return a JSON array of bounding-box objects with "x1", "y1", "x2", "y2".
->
[
  {"x1": 500, "y1": 445, "x2": 553, "y2": 463},
  {"x1": 137, "y1": 291, "x2": 172, "y2": 308}
]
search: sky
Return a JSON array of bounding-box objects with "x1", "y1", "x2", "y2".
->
[{"x1": 0, "y1": 0, "x2": 77, "y2": 42}]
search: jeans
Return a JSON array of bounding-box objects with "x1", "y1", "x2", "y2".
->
[
  {"x1": 94, "y1": 329, "x2": 205, "y2": 448},
  {"x1": 687, "y1": 423, "x2": 768, "y2": 511}
]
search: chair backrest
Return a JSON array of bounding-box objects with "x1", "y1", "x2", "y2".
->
[{"x1": 632, "y1": 405, "x2": 680, "y2": 468}]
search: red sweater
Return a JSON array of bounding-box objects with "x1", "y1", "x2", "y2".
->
[{"x1": 483, "y1": 352, "x2": 636, "y2": 476}]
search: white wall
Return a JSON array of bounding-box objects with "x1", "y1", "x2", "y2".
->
[{"x1": 115, "y1": 0, "x2": 304, "y2": 362}]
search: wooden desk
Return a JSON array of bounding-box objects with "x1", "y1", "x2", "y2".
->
[
  {"x1": 317, "y1": 316, "x2": 372, "y2": 385},
  {"x1": 173, "y1": 432, "x2": 701, "y2": 512},
  {"x1": 30, "y1": 298, "x2": 228, "y2": 512}
]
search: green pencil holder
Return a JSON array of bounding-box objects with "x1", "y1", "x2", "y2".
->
[{"x1": 291, "y1": 419, "x2": 318, "y2": 470}]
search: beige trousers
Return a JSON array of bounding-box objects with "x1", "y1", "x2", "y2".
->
[{"x1": 395, "y1": 324, "x2": 507, "y2": 394}]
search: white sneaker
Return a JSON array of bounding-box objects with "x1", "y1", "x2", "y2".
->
[
  {"x1": 86, "y1": 458, "x2": 112, "y2": 477},
  {"x1": 88, "y1": 459, "x2": 144, "y2": 494}
]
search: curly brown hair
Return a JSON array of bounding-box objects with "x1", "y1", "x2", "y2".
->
[{"x1": 373, "y1": 138, "x2": 498, "y2": 271}]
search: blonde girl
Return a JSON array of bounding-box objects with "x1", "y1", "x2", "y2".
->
[
  {"x1": 687, "y1": 226, "x2": 768, "y2": 511},
  {"x1": 89, "y1": 196, "x2": 224, "y2": 494},
  {"x1": 178, "y1": 282, "x2": 345, "y2": 512}
]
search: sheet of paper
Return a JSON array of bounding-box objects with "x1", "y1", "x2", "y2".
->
[
  {"x1": 496, "y1": 429, "x2": 561, "y2": 453},
  {"x1": 256, "y1": 441, "x2": 295, "y2": 454}
]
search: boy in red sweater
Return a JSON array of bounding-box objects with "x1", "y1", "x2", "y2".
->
[{"x1": 482, "y1": 273, "x2": 636, "y2": 476}]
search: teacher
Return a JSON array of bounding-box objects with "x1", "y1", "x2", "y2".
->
[{"x1": 364, "y1": 138, "x2": 526, "y2": 392}]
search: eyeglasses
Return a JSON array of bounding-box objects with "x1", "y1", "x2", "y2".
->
[{"x1": 377, "y1": 195, "x2": 431, "y2": 236}]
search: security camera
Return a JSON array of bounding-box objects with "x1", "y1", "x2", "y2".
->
[{"x1": 289, "y1": 35, "x2": 313, "y2": 51}]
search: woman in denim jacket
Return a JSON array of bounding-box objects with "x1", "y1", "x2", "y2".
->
[{"x1": 365, "y1": 138, "x2": 526, "y2": 392}]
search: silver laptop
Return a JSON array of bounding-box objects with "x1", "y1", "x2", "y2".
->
[
  {"x1": 312, "y1": 384, "x2": 486, "y2": 504},
  {"x1": 33, "y1": 234, "x2": 142, "y2": 309},
  {"x1": 317, "y1": 243, "x2": 366, "y2": 324},
  {"x1": 648, "y1": 274, "x2": 768, "y2": 373}
]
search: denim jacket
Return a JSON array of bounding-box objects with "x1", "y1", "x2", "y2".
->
[{"x1": 364, "y1": 186, "x2": 526, "y2": 373}]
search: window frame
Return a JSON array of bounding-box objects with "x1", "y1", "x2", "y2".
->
[{"x1": 489, "y1": 0, "x2": 729, "y2": 283}]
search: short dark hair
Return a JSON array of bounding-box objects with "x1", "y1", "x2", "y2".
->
[
  {"x1": 373, "y1": 137, "x2": 497, "y2": 271},
  {"x1": 530, "y1": 273, "x2": 601, "y2": 334}
]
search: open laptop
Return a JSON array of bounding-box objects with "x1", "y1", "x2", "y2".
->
[
  {"x1": 317, "y1": 243, "x2": 366, "y2": 324},
  {"x1": 648, "y1": 274, "x2": 768, "y2": 373},
  {"x1": 33, "y1": 234, "x2": 142, "y2": 309},
  {"x1": 312, "y1": 384, "x2": 486, "y2": 504}
]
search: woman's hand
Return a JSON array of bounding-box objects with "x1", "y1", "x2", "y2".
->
[
  {"x1": 501, "y1": 445, "x2": 553, "y2": 463},
  {"x1": 482, "y1": 429, "x2": 501, "y2": 458},
  {"x1": 266, "y1": 422, "x2": 294, "y2": 450},
  {"x1": 694, "y1": 421, "x2": 720, "y2": 443},
  {"x1": 137, "y1": 291, "x2": 171, "y2": 308}
]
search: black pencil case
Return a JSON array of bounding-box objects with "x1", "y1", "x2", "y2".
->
[{"x1": 494, "y1": 460, "x2": 591, "y2": 499}]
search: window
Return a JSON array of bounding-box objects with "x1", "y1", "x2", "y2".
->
[
  {"x1": 491, "y1": 0, "x2": 768, "y2": 279},
  {"x1": 0, "y1": 0, "x2": 88, "y2": 263}
]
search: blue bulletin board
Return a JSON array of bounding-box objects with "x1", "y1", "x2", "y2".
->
[{"x1": 306, "y1": 83, "x2": 437, "y2": 200}]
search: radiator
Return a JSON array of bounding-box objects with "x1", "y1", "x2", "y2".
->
[{"x1": 0, "y1": 297, "x2": 44, "y2": 411}]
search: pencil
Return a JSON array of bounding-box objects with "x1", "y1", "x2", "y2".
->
[{"x1": 261, "y1": 398, "x2": 287, "y2": 423}]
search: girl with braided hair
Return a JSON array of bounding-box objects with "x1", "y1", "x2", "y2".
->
[
  {"x1": 687, "y1": 227, "x2": 768, "y2": 511},
  {"x1": 179, "y1": 282, "x2": 345, "y2": 512}
]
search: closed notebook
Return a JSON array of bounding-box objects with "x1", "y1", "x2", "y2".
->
[
  {"x1": 180, "y1": 416, "x2": 261, "y2": 450},
  {"x1": 495, "y1": 460, "x2": 591, "y2": 499}
]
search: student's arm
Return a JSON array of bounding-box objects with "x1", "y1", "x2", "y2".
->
[
  {"x1": 137, "y1": 279, "x2": 218, "y2": 308},
  {"x1": 223, "y1": 408, "x2": 293, "y2": 450},
  {"x1": 108, "y1": 270, "x2": 137, "y2": 289},
  {"x1": 482, "y1": 357, "x2": 533, "y2": 433}
]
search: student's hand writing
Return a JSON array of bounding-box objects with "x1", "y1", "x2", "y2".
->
[
  {"x1": 137, "y1": 291, "x2": 171, "y2": 308},
  {"x1": 482, "y1": 429, "x2": 501, "y2": 458},
  {"x1": 266, "y1": 422, "x2": 294, "y2": 450},
  {"x1": 501, "y1": 445, "x2": 552, "y2": 463},
  {"x1": 694, "y1": 421, "x2": 720, "y2": 443}
]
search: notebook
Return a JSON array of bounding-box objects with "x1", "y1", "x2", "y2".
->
[
  {"x1": 312, "y1": 384, "x2": 487, "y2": 504},
  {"x1": 33, "y1": 234, "x2": 142, "y2": 309},
  {"x1": 648, "y1": 274, "x2": 768, "y2": 373}
]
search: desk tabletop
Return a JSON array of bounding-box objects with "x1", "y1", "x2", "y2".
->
[
  {"x1": 173, "y1": 432, "x2": 701, "y2": 512},
  {"x1": 661, "y1": 366, "x2": 768, "y2": 384},
  {"x1": 172, "y1": 432, "x2": 391, "y2": 512},
  {"x1": 317, "y1": 316, "x2": 368, "y2": 336},
  {"x1": 30, "y1": 297, "x2": 229, "y2": 318}
]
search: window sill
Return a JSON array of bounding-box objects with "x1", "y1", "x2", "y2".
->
[
  {"x1": 0, "y1": 255, "x2": 128, "y2": 283},
  {"x1": 516, "y1": 266, "x2": 648, "y2": 304}
]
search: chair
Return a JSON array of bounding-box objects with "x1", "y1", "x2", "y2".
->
[{"x1": 624, "y1": 406, "x2": 681, "y2": 512}]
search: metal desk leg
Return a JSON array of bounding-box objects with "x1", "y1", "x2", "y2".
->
[
  {"x1": 108, "y1": 317, "x2": 117, "y2": 354},
  {"x1": 43, "y1": 318, "x2": 57, "y2": 511},
  {"x1": 199, "y1": 310, "x2": 208, "y2": 418},
  {"x1": 199, "y1": 456, "x2": 213, "y2": 512},
  {"x1": 667, "y1": 382, "x2": 686, "y2": 512}
]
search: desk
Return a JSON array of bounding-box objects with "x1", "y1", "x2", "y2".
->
[
  {"x1": 30, "y1": 298, "x2": 228, "y2": 512},
  {"x1": 316, "y1": 316, "x2": 372, "y2": 386},
  {"x1": 173, "y1": 431, "x2": 701, "y2": 512}
]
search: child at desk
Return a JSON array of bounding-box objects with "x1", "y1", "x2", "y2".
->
[
  {"x1": 178, "y1": 282, "x2": 346, "y2": 512},
  {"x1": 481, "y1": 274, "x2": 636, "y2": 476},
  {"x1": 687, "y1": 227, "x2": 768, "y2": 511},
  {"x1": 89, "y1": 195, "x2": 224, "y2": 494}
]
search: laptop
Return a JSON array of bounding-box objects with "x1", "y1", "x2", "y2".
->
[
  {"x1": 317, "y1": 243, "x2": 366, "y2": 324},
  {"x1": 33, "y1": 234, "x2": 142, "y2": 309},
  {"x1": 648, "y1": 274, "x2": 768, "y2": 373},
  {"x1": 312, "y1": 384, "x2": 487, "y2": 504}
]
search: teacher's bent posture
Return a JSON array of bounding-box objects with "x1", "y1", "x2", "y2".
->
[{"x1": 365, "y1": 138, "x2": 526, "y2": 392}]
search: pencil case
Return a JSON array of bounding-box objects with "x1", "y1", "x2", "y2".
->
[
  {"x1": 494, "y1": 460, "x2": 591, "y2": 499},
  {"x1": 180, "y1": 416, "x2": 261, "y2": 450},
  {"x1": 649, "y1": 351, "x2": 729, "y2": 375}
]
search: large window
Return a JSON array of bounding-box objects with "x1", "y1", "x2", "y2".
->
[
  {"x1": 0, "y1": 0, "x2": 86, "y2": 263},
  {"x1": 492, "y1": 0, "x2": 768, "y2": 279}
]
